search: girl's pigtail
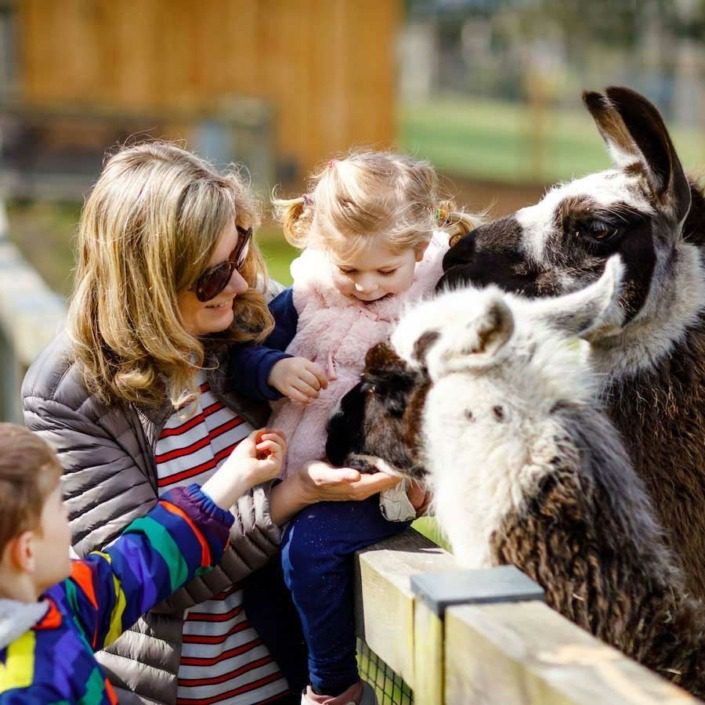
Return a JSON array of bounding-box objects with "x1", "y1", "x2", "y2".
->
[
  {"x1": 435, "y1": 199, "x2": 482, "y2": 246},
  {"x1": 271, "y1": 195, "x2": 313, "y2": 248}
]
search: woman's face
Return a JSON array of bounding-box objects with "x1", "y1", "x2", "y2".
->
[{"x1": 177, "y1": 220, "x2": 249, "y2": 337}]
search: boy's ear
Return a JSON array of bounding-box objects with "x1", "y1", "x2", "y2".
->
[
  {"x1": 415, "y1": 241, "x2": 430, "y2": 262},
  {"x1": 5, "y1": 531, "x2": 36, "y2": 574}
]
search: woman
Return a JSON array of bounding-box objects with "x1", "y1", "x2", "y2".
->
[{"x1": 21, "y1": 142, "x2": 398, "y2": 705}]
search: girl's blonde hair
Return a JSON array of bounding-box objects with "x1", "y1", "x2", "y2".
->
[
  {"x1": 68, "y1": 141, "x2": 273, "y2": 409},
  {"x1": 273, "y1": 150, "x2": 478, "y2": 259}
]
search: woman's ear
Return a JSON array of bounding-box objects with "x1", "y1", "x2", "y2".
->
[{"x1": 415, "y1": 241, "x2": 430, "y2": 262}]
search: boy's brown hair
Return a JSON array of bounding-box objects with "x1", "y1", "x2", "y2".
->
[{"x1": 0, "y1": 423, "x2": 62, "y2": 554}]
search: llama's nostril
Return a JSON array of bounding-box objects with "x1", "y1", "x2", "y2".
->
[{"x1": 492, "y1": 406, "x2": 505, "y2": 421}]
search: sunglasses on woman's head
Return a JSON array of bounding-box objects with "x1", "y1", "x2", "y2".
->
[{"x1": 194, "y1": 225, "x2": 253, "y2": 302}]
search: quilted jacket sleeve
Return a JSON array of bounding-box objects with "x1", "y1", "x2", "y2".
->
[
  {"x1": 21, "y1": 335, "x2": 282, "y2": 613},
  {"x1": 23, "y1": 385, "x2": 158, "y2": 557}
]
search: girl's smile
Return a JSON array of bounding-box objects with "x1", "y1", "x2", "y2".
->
[{"x1": 330, "y1": 239, "x2": 428, "y2": 303}]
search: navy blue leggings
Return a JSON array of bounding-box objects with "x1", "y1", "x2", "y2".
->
[{"x1": 281, "y1": 497, "x2": 410, "y2": 695}]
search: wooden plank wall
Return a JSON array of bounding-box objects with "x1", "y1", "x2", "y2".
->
[{"x1": 17, "y1": 0, "x2": 401, "y2": 180}]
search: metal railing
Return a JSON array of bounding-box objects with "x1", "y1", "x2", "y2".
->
[{"x1": 0, "y1": 199, "x2": 65, "y2": 421}]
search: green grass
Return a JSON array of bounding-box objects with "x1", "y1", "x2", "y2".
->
[
  {"x1": 412, "y1": 516, "x2": 449, "y2": 551},
  {"x1": 257, "y1": 224, "x2": 297, "y2": 286},
  {"x1": 401, "y1": 96, "x2": 705, "y2": 184}
]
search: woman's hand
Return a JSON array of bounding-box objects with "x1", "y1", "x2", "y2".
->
[
  {"x1": 299, "y1": 461, "x2": 402, "y2": 502},
  {"x1": 269, "y1": 460, "x2": 401, "y2": 525},
  {"x1": 202, "y1": 428, "x2": 286, "y2": 510}
]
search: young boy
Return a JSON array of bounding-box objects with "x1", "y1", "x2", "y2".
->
[{"x1": 0, "y1": 422, "x2": 285, "y2": 704}]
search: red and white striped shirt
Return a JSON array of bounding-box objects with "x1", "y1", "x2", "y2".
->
[{"x1": 156, "y1": 374, "x2": 289, "y2": 705}]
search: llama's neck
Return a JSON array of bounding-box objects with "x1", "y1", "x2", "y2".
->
[
  {"x1": 481, "y1": 410, "x2": 705, "y2": 694},
  {"x1": 589, "y1": 183, "x2": 705, "y2": 379},
  {"x1": 585, "y1": 183, "x2": 705, "y2": 599},
  {"x1": 590, "y1": 240, "x2": 705, "y2": 380},
  {"x1": 604, "y1": 323, "x2": 705, "y2": 598}
]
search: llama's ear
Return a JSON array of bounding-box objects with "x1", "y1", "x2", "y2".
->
[
  {"x1": 527, "y1": 255, "x2": 625, "y2": 339},
  {"x1": 425, "y1": 294, "x2": 514, "y2": 381},
  {"x1": 392, "y1": 300, "x2": 444, "y2": 369},
  {"x1": 583, "y1": 87, "x2": 691, "y2": 223}
]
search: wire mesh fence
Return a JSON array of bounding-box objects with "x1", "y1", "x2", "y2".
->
[{"x1": 357, "y1": 637, "x2": 413, "y2": 705}]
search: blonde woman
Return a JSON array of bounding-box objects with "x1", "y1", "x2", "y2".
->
[
  {"x1": 230, "y1": 151, "x2": 476, "y2": 705},
  {"x1": 22, "y1": 142, "x2": 397, "y2": 705}
]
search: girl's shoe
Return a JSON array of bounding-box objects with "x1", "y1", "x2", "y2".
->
[{"x1": 300, "y1": 680, "x2": 378, "y2": 705}]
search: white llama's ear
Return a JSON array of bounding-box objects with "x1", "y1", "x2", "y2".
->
[
  {"x1": 392, "y1": 300, "x2": 445, "y2": 369},
  {"x1": 524, "y1": 255, "x2": 625, "y2": 339},
  {"x1": 425, "y1": 294, "x2": 514, "y2": 381}
]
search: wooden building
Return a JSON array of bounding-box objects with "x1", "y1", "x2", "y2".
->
[{"x1": 2, "y1": 0, "x2": 402, "y2": 193}]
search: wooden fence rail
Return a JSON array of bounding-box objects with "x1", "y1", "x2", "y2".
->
[{"x1": 355, "y1": 529, "x2": 702, "y2": 705}]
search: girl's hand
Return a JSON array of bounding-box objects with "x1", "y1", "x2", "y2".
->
[
  {"x1": 269, "y1": 357, "x2": 328, "y2": 404},
  {"x1": 202, "y1": 429, "x2": 286, "y2": 510}
]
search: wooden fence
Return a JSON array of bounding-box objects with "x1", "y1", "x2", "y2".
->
[{"x1": 355, "y1": 529, "x2": 702, "y2": 705}]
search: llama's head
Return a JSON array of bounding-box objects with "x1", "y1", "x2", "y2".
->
[
  {"x1": 396, "y1": 258, "x2": 629, "y2": 567},
  {"x1": 326, "y1": 256, "x2": 625, "y2": 483},
  {"x1": 441, "y1": 86, "x2": 705, "y2": 376},
  {"x1": 395, "y1": 256, "x2": 624, "y2": 441}
]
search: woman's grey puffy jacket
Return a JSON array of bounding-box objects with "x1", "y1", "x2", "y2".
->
[{"x1": 22, "y1": 332, "x2": 282, "y2": 705}]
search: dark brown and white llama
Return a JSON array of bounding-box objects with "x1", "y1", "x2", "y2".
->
[
  {"x1": 328, "y1": 262, "x2": 705, "y2": 697},
  {"x1": 439, "y1": 86, "x2": 705, "y2": 599}
]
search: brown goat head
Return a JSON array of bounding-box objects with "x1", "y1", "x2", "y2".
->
[{"x1": 325, "y1": 342, "x2": 429, "y2": 482}]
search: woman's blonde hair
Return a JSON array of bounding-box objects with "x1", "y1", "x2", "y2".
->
[
  {"x1": 273, "y1": 150, "x2": 478, "y2": 259},
  {"x1": 68, "y1": 141, "x2": 273, "y2": 409}
]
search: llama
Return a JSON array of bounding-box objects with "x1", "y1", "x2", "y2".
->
[
  {"x1": 328, "y1": 261, "x2": 705, "y2": 697},
  {"x1": 438, "y1": 86, "x2": 705, "y2": 599}
]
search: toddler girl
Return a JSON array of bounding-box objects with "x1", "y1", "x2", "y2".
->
[{"x1": 231, "y1": 151, "x2": 475, "y2": 705}]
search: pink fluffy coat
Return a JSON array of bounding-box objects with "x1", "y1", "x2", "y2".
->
[{"x1": 271, "y1": 232, "x2": 449, "y2": 477}]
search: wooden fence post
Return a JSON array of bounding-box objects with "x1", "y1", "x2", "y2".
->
[{"x1": 411, "y1": 565, "x2": 544, "y2": 705}]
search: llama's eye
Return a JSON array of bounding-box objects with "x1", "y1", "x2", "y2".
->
[
  {"x1": 577, "y1": 219, "x2": 620, "y2": 243},
  {"x1": 366, "y1": 385, "x2": 377, "y2": 395},
  {"x1": 587, "y1": 221, "x2": 617, "y2": 239}
]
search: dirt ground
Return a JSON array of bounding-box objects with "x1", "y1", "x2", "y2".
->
[{"x1": 441, "y1": 173, "x2": 547, "y2": 218}]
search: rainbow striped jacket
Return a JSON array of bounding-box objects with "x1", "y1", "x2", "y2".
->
[{"x1": 0, "y1": 484, "x2": 233, "y2": 704}]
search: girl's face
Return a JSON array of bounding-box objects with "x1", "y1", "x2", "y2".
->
[
  {"x1": 177, "y1": 221, "x2": 249, "y2": 336},
  {"x1": 330, "y1": 239, "x2": 428, "y2": 303}
]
